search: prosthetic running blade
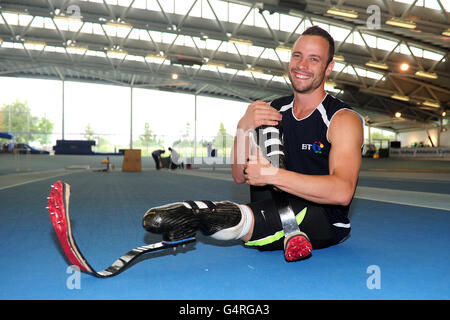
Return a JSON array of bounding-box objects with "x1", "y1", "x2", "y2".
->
[
  {"x1": 47, "y1": 181, "x2": 195, "y2": 278},
  {"x1": 271, "y1": 190, "x2": 312, "y2": 262}
]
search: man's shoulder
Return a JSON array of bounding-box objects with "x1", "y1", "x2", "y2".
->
[
  {"x1": 270, "y1": 95, "x2": 294, "y2": 111},
  {"x1": 323, "y1": 94, "x2": 352, "y2": 112}
]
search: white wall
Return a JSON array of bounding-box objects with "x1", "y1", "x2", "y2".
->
[
  {"x1": 439, "y1": 129, "x2": 450, "y2": 147},
  {"x1": 397, "y1": 128, "x2": 450, "y2": 147}
]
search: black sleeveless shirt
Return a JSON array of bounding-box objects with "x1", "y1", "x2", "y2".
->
[{"x1": 251, "y1": 94, "x2": 362, "y2": 222}]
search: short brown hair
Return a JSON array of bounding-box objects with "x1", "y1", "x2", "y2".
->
[{"x1": 302, "y1": 26, "x2": 335, "y2": 65}]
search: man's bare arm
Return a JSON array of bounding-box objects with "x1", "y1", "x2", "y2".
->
[
  {"x1": 245, "y1": 110, "x2": 363, "y2": 205},
  {"x1": 231, "y1": 101, "x2": 282, "y2": 184}
]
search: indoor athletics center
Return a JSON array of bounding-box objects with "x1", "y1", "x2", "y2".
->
[{"x1": 0, "y1": 0, "x2": 449, "y2": 302}]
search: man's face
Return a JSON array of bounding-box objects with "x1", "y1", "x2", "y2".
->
[{"x1": 288, "y1": 35, "x2": 334, "y2": 94}]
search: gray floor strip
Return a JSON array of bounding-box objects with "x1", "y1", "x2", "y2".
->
[
  {"x1": 172, "y1": 169, "x2": 450, "y2": 211},
  {"x1": 0, "y1": 169, "x2": 84, "y2": 191},
  {"x1": 354, "y1": 186, "x2": 450, "y2": 211},
  {"x1": 1, "y1": 167, "x2": 448, "y2": 211}
]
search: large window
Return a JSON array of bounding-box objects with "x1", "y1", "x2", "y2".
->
[
  {"x1": 2, "y1": 76, "x2": 401, "y2": 156},
  {"x1": 132, "y1": 90, "x2": 247, "y2": 160},
  {"x1": 64, "y1": 81, "x2": 131, "y2": 153},
  {"x1": 196, "y1": 96, "x2": 247, "y2": 160},
  {"x1": 0, "y1": 77, "x2": 249, "y2": 156},
  {"x1": 132, "y1": 88, "x2": 195, "y2": 157},
  {"x1": 0, "y1": 77, "x2": 62, "y2": 150},
  {"x1": 368, "y1": 127, "x2": 396, "y2": 149}
]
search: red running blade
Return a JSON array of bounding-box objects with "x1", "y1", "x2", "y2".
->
[{"x1": 47, "y1": 181, "x2": 93, "y2": 273}]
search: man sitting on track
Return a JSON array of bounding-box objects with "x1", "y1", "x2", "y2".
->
[{"x1": 142, "y1": 26, "x2": 364, "y2": 262}]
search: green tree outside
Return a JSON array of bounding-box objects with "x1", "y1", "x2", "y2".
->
[
  {"x1": 212, "y1": 122, "x2": 234, "y2": 157},
  {"x1": 138, "y1": 122, "x2": 164, "y2": 156},
  {"x1": 0, "y1": 99, "x2": 54, "y2": 145},
  {"x1": 84, "y1": 123, "x2": 95, "y2": 141}
]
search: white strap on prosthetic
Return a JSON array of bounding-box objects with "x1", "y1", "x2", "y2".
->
[
  {"x1": 271, "y1": 191, "x2": 301, "y2": 246},
  {"x1": 261, "y1": 127, "x2": 284, "y2": 158},
  {"x1": 183, "y1": 201, "x2": 252, "y2": 241},
  {"x1": 209, "y1": 204, "x2": 252, "y2": 241},
  {"x1": 249, "y1": 128, "x2": 284, "y2": 167}
]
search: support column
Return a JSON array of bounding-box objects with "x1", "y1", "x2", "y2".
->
[
  {"x1": 438, "y1": 119, "x2": 442, "y2": 147},
  {"x1": 194, "y1": 94, "x2": 197, "y2": 159},
  {"x1": 62, "y1": 80, "x2": 65, "y2": 140},
  {"x1": 130, "y1": 86, "x2": 133, "y2": 149}
]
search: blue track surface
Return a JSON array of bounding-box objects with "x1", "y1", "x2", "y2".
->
[{"x1": 0, "y1": 168, "x2": 449, "y2": 300}]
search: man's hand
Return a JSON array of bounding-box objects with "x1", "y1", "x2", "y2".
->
[
  {"x1": 237, "y1": 101, "x2": 282, "y2": 132},
  {"x1": 243, "y1": 146, "x2": 280, "y2": 186}
]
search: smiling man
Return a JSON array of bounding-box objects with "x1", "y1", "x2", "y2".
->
[
  {"x1": 289, "y1": 29, "x2": 335, "y2": 94},
  {"x1": 143, "y1": 26, "x2": 364, "y2": 262}
]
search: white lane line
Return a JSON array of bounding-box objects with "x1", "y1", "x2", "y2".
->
[
  {"x1": 354, "y1": 186, "x2": 450, "y2": 212},
  {"x1": 0, "y1": 169, "x2": 82, "y2": 191}
]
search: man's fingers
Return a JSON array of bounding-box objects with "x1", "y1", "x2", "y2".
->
[
  {"x1": 253, "y1": 120, "x2": 279, "y2": 130},
  {"x1": 243, "y1": 101, "x2": 282, "y2": 131},
  {"x1": 253, "y1": 110, "x2": 281, "y2": 128},
  {"x1": 251, "y1": 102, "x2": 282, "y2": 118},
  {"x1": 254, "y1": 107, "x2": 282, "y2": 120},
  {"x1": 248, "y1": 154, "x2": 258, "y2": 163}
]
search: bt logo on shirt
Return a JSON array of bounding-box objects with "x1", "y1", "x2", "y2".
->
[{"x1": 301, "y1": 141, "x2": 325, "y2": 154}]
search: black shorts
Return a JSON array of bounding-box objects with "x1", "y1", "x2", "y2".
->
[{"x1": 245, "y1": 194, "x2": 351, "y2": 251}]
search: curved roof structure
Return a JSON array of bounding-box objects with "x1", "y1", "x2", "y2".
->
[{"x1": 0, "y1": 0, "x2": 449, "y2": 131}]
